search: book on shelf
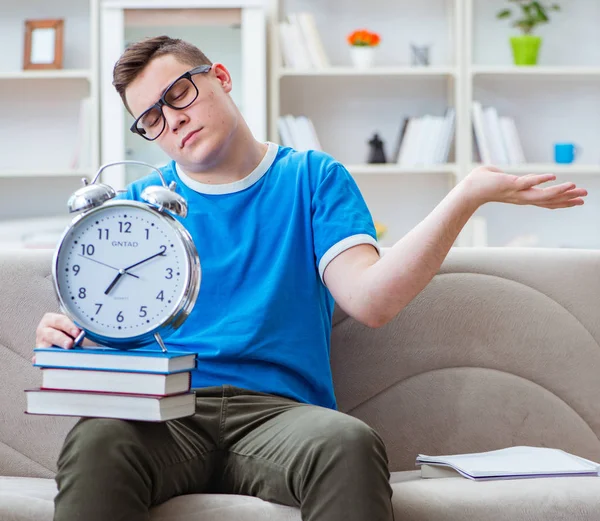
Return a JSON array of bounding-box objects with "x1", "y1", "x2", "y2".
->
[
  {"x1": 278, "y1": 114, "x2": 322, "y2": 151},
  {"x1": 40, "y1": 367, "x2": 192, "y2": 396},
  {"x1": 25, "y1": 389, "x2": 196, "y2": 422},
  {"x1": 33, "y1": 346, "x2": 196, "y2": 374},
  {"x1": 472, "y1": 101, "x2": 526, "y2": 166},
  {"x1": 278, "y1": 11, "x2": 330, "y2": 69},
  {"x1": 416, "y1": 446, "x2": 600, "y2": 481},
  {"x1": 395, "y1": 108, "x2": 455, "y2": 166}
]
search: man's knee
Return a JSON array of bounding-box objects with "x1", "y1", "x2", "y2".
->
[{"x1": 314, "y1": 413, "x2": 388, "y2": 461}]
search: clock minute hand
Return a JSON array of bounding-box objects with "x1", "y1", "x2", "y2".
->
[
  {"x1": 124, "y1": 247, "x2": 167, "y2": 272},
  {"x1": 78, "y1": 254, "x2": 139, "y2": 279}
]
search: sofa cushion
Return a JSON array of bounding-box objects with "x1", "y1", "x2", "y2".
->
[
  {"x1": 391, "y1": 471, "x2": 600, "y2": 521},
  {"x1": 0, "y1": 476, "x2": 300, "y2": 521},
  {"x1": 4, "y1": 472, "x2": 600, "y2": 521}
]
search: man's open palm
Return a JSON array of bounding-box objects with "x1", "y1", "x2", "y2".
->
[{"x1": 465, "y1": 166, "x2": 587, "y2": 209}]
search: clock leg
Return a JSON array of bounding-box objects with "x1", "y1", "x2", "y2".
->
[
  {"x1": 154, "y1": 332, "x2": 168, "y2": 353},
  {"x1": 73, "y1": 330, "x2": 86, "y2": 348}
]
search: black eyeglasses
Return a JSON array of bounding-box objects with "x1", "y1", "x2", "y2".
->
[{"x1": 130, "y1": 65, "x2": 212, "y2": 141}]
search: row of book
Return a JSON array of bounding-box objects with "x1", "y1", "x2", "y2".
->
[
  {"x1": 26, "y1": 347, "x2": 197, "y2": 422},
  {"x1": 472, "y1": 101, "x2": 526, "y2": 165},
  {"x1": 392, "y1": 109, "x2": 455, "y2": 166},
  {"x1": 278, "y1": 12, "x2": 330, "y2": 69},
  {"x1": 278, "y1": 114, "x2": 322, "y2": 152}
]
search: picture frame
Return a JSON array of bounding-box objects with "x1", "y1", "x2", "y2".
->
[{"x1": 23, "y1": 19, "x2": 64, "y2": 70}]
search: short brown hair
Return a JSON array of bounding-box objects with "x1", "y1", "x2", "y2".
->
[{"x1": 113, "y1": 35, "x2": 212, "y2": 113}]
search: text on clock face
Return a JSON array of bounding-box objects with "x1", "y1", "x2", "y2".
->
[{"x1": 55, "y1": 205, "x2": 190, "y2": 339}]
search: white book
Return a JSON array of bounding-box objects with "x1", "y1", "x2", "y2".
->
[
  {"x1": 500, "y1": 116, "x2": 526, "y2": 164},
  {"x1": 437, "y1": 108, "x2": 455, "y2": 164},
  {"x1": 296, "y1": 12, "x2": 330, "y2": 68},
  {"x1": 472, "y1": 101, "x2": 492, "y2": 164},
  {"x1": 483, "y1": 106, "x2": 509, "y2": 165},
  {"x1": 278, "y1": 22, "x2": 298, "y2": 68},
  {"x1": 414, "y1": 115, "x2": 435, "y2": 165},
  {"x1": 305, "y1": 117, "x2": 323, "y2": 151},
  {"x1": 286, "y1": 14, "x2": 313, "y2": 69},
  {"x1": 397, "y1": 118, "x2": 422, "y2": 166},
  {"x1": 417, "y1": 446, "x2": 600, "y2": 481},
  {"x1": 25, "y1": 389, "x2": 196, "y2": 422},
  {"x1": 277, "y1": 116, "x2": 295, "y2": 148},
  {"x1": 41, "y1": 368, "x2": 192, "y2": 396},
  {"x1": 283, "y1": 114, "x2": 303, "y2": 150}
]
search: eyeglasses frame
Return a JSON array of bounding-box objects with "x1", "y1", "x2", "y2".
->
[{"x1": 130, "y1": 64, "x2": 212, "y2": 141}]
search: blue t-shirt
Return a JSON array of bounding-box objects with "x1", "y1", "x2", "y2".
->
[{"x1": 120, "y1": 143, "x2": 379, "y2": 409}]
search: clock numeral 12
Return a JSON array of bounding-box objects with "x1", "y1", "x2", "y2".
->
[{"x1": 119, "y1": 221, "x2": 132, "y2": 233}]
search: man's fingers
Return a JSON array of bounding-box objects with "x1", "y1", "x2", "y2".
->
[
  {"x1": 517, "y1": 173, "x2": 556, "y2": 189},
  {"x1": 37, "y1": 329, "x2": 75, "y2": 350},
  {"x1": 538, "y1": 199, "x2": 585, "y2": 209}
]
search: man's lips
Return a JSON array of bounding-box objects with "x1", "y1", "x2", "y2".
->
[{"x1": 181, "y1": 129, "x2": 201, "y2": 147}]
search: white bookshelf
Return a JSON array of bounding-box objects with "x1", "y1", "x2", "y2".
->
[
  {"x1": 0, "y1": 0, "x2": 100, "y2": 222},
  {"x1": 269, "y1": 0, "x2": 464, "y2": 246},
  {"x1": 269, "y1": 0, "x2": 600, "y2": 248},
  {"x1": 278, "y1": 66, "x2": 458, "y2": 78}
]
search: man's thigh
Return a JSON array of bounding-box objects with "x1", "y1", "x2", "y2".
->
[{"x1": 219, "y1": 393, "x2": 387, "y2": 506}]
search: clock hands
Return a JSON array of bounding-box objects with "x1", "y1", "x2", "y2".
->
[
  {"x1": 103, "y1": 247, "x2": 167, "y2": 295},
  {"x1": 77, "y1": 254, "x2": 139, "y2": 279},
  {"x1": 123, "y1": 246, "x2": 167, "y2": 272}
]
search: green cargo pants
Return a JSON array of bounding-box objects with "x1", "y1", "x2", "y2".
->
[{"x1": 54, "y1": 385, "x2": 394, "y2": 521}]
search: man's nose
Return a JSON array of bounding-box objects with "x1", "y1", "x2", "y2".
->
[{"x1": 162, "y1": 105, "x2": 188, "y2": 133}]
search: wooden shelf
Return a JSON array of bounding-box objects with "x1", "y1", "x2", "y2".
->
[
  {"x1": 347, "y1": 164, "x2": 458, "y2": 175},
  {"x1": 278, "y1": 66, "x2": 457, "y2": 79},
  {"x1": 0, "y1": 69, "x2": 92, "y2": 81}
]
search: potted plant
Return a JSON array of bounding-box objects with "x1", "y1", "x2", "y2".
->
[
  {"x1": 496, "y1": 1, "x2": 560, "y2": 66},
  {"x1": 347, "y1": 29, "x2": 381, "y2": 68}
]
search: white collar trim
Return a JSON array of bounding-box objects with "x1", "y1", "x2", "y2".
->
[{"x1": 175, "y1": 142, "x2": 278, "y2": 195}]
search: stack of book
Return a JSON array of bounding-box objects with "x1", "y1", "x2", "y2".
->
[
  {"x1": 416, "y1": 446, "x2": 600, "y2": 481},
  {"x1": 393, "y1": 109, "x2": 456, "y2": 166},
  {"x1": 472, "y1": 101, "x2": 526, "y2": 166},
  {"x1": 26, "y1": 347, "x2": 197, "y2": 422}
]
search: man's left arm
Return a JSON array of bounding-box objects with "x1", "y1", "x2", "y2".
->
[{"x1": 324, "y1": 166, "x2": 587, "y2": 328}]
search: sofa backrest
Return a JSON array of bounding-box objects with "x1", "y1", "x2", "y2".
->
[{"x1": 2, "y1": 248, "x2": 600, "y2": 478}]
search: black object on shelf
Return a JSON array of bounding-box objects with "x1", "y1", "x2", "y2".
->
[{"x1": 367, "y1": 133, "x2": 387, "y2": 164}]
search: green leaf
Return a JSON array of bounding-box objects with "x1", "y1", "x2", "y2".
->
[
  {"x1": 497, "y1": 8, "x2": 512, "y2": 19},
  {"x1": 551, "y1": 4, "x2": 561, "y2": 11},
  {"x1": 532, "y1": 2, "x2": 549, "y2": 22}
]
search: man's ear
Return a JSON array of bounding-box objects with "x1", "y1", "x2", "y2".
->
[{"x1": 211, "y1": 63, "x2": 233, "y2": 94}]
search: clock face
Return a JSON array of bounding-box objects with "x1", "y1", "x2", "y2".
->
[{"x1": 54, "y1": 202, "x2": 193, "y2": 341}]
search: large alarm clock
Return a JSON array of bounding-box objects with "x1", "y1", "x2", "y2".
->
[{"x1": 52, "y1": 161, "x2": 200, "y2": 351}]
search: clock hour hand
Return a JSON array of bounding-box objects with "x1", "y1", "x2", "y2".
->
[
  {"x1": 123, "y1": 246, "x2": 167, "y2": 272},
  {"x1": 104, "y1": 269, "x2": 126, "y2": 295},
  {"x1": 78, "y1": 254, "x2": 139, "y2": 279}
]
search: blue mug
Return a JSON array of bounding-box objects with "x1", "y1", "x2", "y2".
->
[{"x1": 554, "y1": 143, "x2": 581, "y2": 164}]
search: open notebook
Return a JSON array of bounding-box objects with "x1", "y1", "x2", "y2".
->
[{"x1": 416, "y1": 446, "x2": 600, "y2": 481}]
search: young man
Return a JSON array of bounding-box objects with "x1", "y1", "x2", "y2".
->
[{"x1": 35, "y1": 36, "x2": 587, "y2": 521}]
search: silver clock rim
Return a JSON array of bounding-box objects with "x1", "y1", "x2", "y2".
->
[{"x1": 52, "y1": 200, "x2": 201, "y2": 348}]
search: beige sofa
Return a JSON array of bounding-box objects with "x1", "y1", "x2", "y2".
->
[{"x1": 2, "y1": 247, "x2": 600, "y2": 521}]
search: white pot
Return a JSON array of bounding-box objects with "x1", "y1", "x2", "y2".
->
[{"x1": 350, "y1": 46, "x2": 376, "y2": 68}]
